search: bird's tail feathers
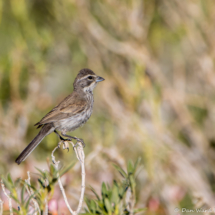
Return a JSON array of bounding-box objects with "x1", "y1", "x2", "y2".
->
[{"x1": 15, "y1": 124, "x2": 54, "y2": 165}]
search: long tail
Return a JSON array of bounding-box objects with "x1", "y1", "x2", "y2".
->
[{"x1": 15, "y1": 124, "x2": 54, "y2": 165}]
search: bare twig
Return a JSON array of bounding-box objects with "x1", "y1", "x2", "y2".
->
[
  {"x1": 126, "y1": 187, "x2": 135, "y2": 215},
  {"x1": 72, "y1": 141, "x2": 85, "y2": 213},
  {"x1": 44, "y1": 198, "x2": 48, "y2": 215},
  {"x1": 1, "y1": 180, "x2": 13, "y2": 215},
  {"x1": 25, "y1": 171, "x2": 40, "y2": 215},
  {"x1": 52, "y1": 140, "x2": 86, "y2": 215},
  {"x1": 0, "y1": 198, "x2": 3, "y2": 215}
]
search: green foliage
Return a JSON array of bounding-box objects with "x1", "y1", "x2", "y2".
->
[
  {"x1": 1, "y1": 161, "x2": 75, "y2": 214},
  {"x1": 83, "y1": 158, "x2": 145, "y2": 215},
  {"x1": 0, "y1": 159, "x2": 144, "y2": 214},
  {"x1": 1, "y1": 174, "x2": 33, "y2": 214}
]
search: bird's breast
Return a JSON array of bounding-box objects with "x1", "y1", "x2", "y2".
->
[{"x1": 56, "y1": 94, "x2": 94, "y2": 132}]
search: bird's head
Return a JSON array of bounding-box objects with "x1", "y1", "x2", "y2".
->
[{"x1": 73, "y1": 68, "x2": 105, "y2": 93}]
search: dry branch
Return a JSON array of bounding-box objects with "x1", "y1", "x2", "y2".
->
[
  {"x1": 1, "y1": 180, "x2": 13, "y2": 215},
  {"x1": 0, "y1": 199, "x2": 3, "y2": 215},
  {"x1": 52, "y1": 141, "x2": 85, "y2": 215},
  {"x1": 44, "y1": 198, "x2": 48, "y2": 215}
]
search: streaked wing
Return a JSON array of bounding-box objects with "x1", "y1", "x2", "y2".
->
[{"x1": 35, "y1": 92, "x2": 87, "y2": 126}]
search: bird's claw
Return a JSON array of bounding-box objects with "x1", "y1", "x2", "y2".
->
[
  {"x1": 73, "y1": 138, "x2": 85, "y2": 150},
  {"x1": 63, "y1": 141, "x2": 70, "y2": 152},
  {"x1": 77, "y1": 138, "x2": 85, "y2": 148},
  {"x1": 73, "y1": 143, "x2": 78, "y2": 150}
]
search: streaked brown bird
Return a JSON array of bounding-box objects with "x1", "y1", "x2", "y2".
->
[{"x1": 15, "y1": 68, "x2": 105, "y2": 164}]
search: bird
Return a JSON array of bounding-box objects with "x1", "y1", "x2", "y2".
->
[{"x1": 15, "y1": 68, "x2": 105, "y2": 165}]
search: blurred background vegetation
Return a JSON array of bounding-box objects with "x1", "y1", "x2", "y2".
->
[{"x1": 1, "y1": 0, "x2": 215, "y2": 214}]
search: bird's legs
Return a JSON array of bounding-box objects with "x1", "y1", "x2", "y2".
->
[
  {"x1": 54, "y1": 130, "x2": 67, "y2": 141},
  {"x1": 61, "y1": 132, "x2": 85, "y2": 148},
  {"x1": 54, "y1": 130, "x2": 70, "y2": 151}
]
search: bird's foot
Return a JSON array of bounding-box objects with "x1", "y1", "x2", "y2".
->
[
  {"x1": 62, "y1": 141, "x2": 70, "y2": 152},
  {"x1": 60, "y1": 136, "x2": 71, "y2": 142},
  {"x1": 77, "y1": 138, "x2": 85, "y2": 148},
  {"x1": 73, "y1": 138, "x2": 85, "y2": 150}
]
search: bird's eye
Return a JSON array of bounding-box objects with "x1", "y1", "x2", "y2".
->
[{"x1": 88, "y1": 76, "x2": 93, "y2": 80}]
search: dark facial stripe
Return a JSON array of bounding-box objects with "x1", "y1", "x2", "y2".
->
[{"x1": 78, "y1": 75, "x2": 97, "y2": 81}]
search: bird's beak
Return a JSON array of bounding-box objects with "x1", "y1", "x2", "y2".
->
[{"x1": 96, "y1": 76, "x2": 105, "y2": 82}]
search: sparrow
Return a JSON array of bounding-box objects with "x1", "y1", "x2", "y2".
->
[{"x1": 15, "y1": 68, "x2": 105, "y2": 164}]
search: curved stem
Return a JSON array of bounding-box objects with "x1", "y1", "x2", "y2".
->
[{"x1": 51, "y1": 141, "x2": 86, "y2": 215}]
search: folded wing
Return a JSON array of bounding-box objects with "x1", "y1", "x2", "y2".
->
[{"x1": 35, "y1": 92, "x2": 87, "y2": 128}]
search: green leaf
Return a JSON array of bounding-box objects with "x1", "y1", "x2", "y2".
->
[
  {"x1": 90, "y1": 200, "x2": 97, "y2": 213},
  {"x1": 129, "y1": 175, "x2": 136, "y2": 191},
  {"x1": 35, "y1": 167, "x2": 46, "y2": 177},
  {"x1": 111, "y1": 184, "x2": 119, "y2": 205},
  {"x1": 104, "y1": 198, "x2": 112, "y2": 215},
  {"x1": 98, "y1": 201, "x2": 105, "y2": 210},
  {"x1": 50, "y1": 164, "x2": 57, "y2": 176},
  {"x1": 81, "y1": 213, "x2": 97, "y2": 215},
  {"x1": 38, "y1": 178, "x2": 46, "y2": 188},
  {"x1": 127, "y1": 160, "x2": 134, "y2": 174},
  {"x1": 112, "y1": 164, "x2": 127, "y2": 178},
  {"x1": 14, "y1": 178, "x2": 22, "y2": 187},
  {"x1": 89, "y1": 185, "x2": 100, "y2": 200},
  {"x1": 25, "y1": 194, "x2": 34, "y2": 210},
  {"x1": 107, "y1": 184, "x2": 111, "y2": 190},
  {"x1": 10, "y1": 194, "x2": 19, "y2": 203},
  {"x1": 7, "y1": 173, "x2": 14, "y2": 186},
  {"x1": 21, "y1": 185, "x2": 25, "y2": 205},
  {"x1": 134, "y1": 208, "x2": 147, "y2": 214},
  {"x1": 97, "y1": 208, "x2": 108, "y2": 215},
  {"x1": 85, "y1": 198, "x2": 92, "y2": 211},
  {"x1": 85, "y1": 199, "x2": 100, "y2": 214},
  {"x1": 118, "y1": 186, "x2": 125, "y2": 199},
  {"x1": 25, "y1": 190, "x2": 39, "y2": 210},
  {"x1": 101, "y1": 182, "x2": 108, "y2": 197},
  {"x1": 12, "y1": 208, "x2": 20, "y2": 214},
  {"x1": 59, "y1": 161, "x2": 76, "y2": 177},
  {"x1": 134, "y1": 157, "x2": 141, "y2": 172},
  {"x1": 113, "y1": 180, "x2": 118, "y2": 187}
]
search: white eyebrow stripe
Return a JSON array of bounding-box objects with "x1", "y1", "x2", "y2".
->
[{"x1": 78, "y1": 74, "x2": 96, "y2": 81}]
